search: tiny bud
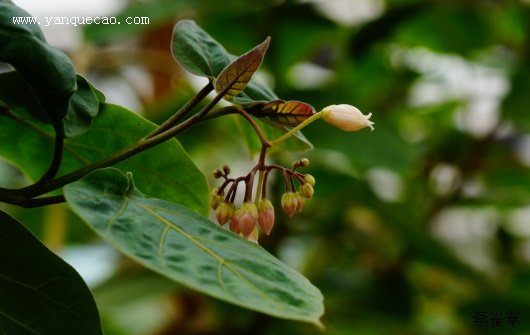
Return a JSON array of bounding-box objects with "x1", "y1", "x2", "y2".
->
[
  {"x1": 294, "y1": 192, "x2": 305, "y2": 212},
  {"x1": 212, "y1": 169, "x2": 223, "y2": 179},
  {"x1": 281, "y1": 192, "x2": 297, "y2": 217},
  {"x1": 216, "y1": 202, "x2": 234, "y2": 226},
  {"x1": 304, "y1": 174, "x2": 316, "y2": 186},
  {"x1": 223, "y1": 164, "x2": 231, "y2": 175},
  {"x1": 236, "y1": 202, "x2": 258, "y2": 238},
  {"x1": 299, "y1": 158, "x2": 310, "y2": 167},
  {"x1": 209, "y1": 187, "x2": 224, "y2": 210},
  {"x1": 257, "y1": 199, "x2": 275, "y2": 235},
  {"x1": 292, "y1": 160, "x2": 300, "y2": 169},
  {"x1": 299, "y1": 183, "x2": 314, "y2": 199},
  {"x1": 321, "y1": 104, "x2": 374, "y2": 131}
]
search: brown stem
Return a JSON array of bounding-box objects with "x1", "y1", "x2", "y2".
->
[{"x1": 0, "y1": 194, "x2": 66, "y2": 208}]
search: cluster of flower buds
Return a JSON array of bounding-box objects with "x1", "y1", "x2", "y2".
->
[{"x1": 209, "y1": 159, "x2": 315, "y2": 243}]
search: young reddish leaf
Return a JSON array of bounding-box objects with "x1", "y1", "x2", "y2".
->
[
  {"x1": 246, "y1": 100, "x2": 316, "y2": 127},
  {"x1": 215, "y1": 37, "x2": 270, "y2": 101}
]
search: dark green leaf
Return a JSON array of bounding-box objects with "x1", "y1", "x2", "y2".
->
[
  {"x1": 63, "y1": 75, "x2": 100, "y2": 138},
  {"x1": 0, "y1": 71, "x2": 48, "y2": 123},
  {"x1": 0, "y1": 2, "x2": 75, "y2": 135},
  {"x1": 0, "y1": 103, "x2": 209, "y2": 215},
  {"x1": 64, "y1": 168, "x2": 325, "y2": 326},
  {"x1": 171, "y1": 19, "x2": 233, "y2": 80},
  {"x1": 0, "y1": 210, "x2": 103, "y2": 335},
  {"x1": 0, "y1": 2, "x2": 99, "y2": 138},
  {"x1": 215, "y1": 37, "x2": 270, "y2": 101}
]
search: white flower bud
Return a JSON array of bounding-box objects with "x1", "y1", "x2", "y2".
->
[{"x1": 321, "y1": 104, "x2": 374, "y2": 131}]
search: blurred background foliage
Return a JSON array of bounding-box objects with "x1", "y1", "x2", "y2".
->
[{"x1": 4, "y1": 0, "x2": 530, "y2": 334}]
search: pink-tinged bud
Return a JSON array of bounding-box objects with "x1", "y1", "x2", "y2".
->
[
  {"x1": 236, "y1": 202, "x2": 258, "y2": 238},
  {"x1": 304, "y1": 174, "x2": 316, "y2": 186},
  {"x1": 281, "y1": 192, "x2": 297, "y2": 217},
  {"x1": 246, "y1": 226, "x2": 260, "y2": 244},
  {"x1": 294, "y1": 192, "x2": 305, "y2": 212},
  {"x1": 230, "y1": 210, "x2": 241, "y2": 234},
  {"x1": 257, "y1": 199, "x2": 275, "y2": 235},
  {"x1": 215, "y1": 202, "x2": 234, "y2": 226},
  {"x1": 322, "y1": 104, "x2": 374, "y2": 131},
  {"x1": 209, "y1": 187, "x2": 224, "y2": 210},
  {"x1": 299, "y1": 183, "x2": 314, "y2": 199}
]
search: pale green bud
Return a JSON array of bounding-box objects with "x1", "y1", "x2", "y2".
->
[{"x1": 299, "y1": 183, "x2": 314, "y2": 199}]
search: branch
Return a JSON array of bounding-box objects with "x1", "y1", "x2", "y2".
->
[
  {"x1": 145, "y1": 82, "x2": 213, "y2": 139},
  {"x1": 28, "y1": 79, "x2": 232, "y2": 198}
]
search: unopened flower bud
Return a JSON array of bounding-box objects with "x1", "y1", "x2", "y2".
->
[
  {"x1": 230, "y1": 210, "x2": 241, "y2": 234},
  {"x1": 299, "y1": 158, "x2": 310, "y2": 167},
  {"x1": 209, "y1": 187, "x2": 224, "y2": 210},
  {"x1": 216, "y1": 202, "x2": 234, "y2": 226},
  {"x1": 299, "y1": 183, "x2": 314, "y2": 199},
  {"x1": 223, "y1": 164, "x2": 231, "y2": 175},
  {"x1": 236, "y1": 202, "x2": 258, "y2": 238},
  {"x1": 281, "y1": 192, "x2": 297, "y2": 217},
  {"x1": 212, "y1": 169, "x2": 223, "y2": 179},
  {"x1": 322, "y1": 104, "x2": 374, "y2": 131},
  {"x1": 304, "y1": 174, "x2": 316, "y2": 186},
  {"x1": 292, "y1": 160, "x2": 300, "y2": 169},
  {"x1": 257, "y1": 199, "x2": 275, "y2": 235},
  {"x1": 246, "y1": 226, "x2": 260, "y2": 244},
  {"x1": 294, "y1": 192, "x2": 305, "y2": 212}
]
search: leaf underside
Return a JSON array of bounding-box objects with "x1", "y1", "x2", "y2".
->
[
  {"x1": 246, "y1": 100, "x2": 316, "y2": 127},
  {"x1": 64, "y1": 168, "x2": 324, "y2": 326},
  {"x1": 215, "y1": 37, "x2": 270, "y2": 101}
]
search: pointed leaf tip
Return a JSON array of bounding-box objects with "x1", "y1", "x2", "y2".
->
[{"x1": 215, "y1": 37, "x2": 271, "y2": 101}]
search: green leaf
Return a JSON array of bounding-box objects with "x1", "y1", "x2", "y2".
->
[
  {"x1": 215, "y1": 37, "x2": 270, "y2": 101},
  {"x1": 64, "y1": 167, "x2": 325, "y2": 327},
  {"x1": 171, "y1": 20, "x2": 277, "y2": 104},
  {"x1": 0, "y1": 103, "x2": 209, "y2": 215},
  {"x1": 0, "y1": 210, "x2": 103, "y2": 334},
  {"x1": 63, "y1": 75, "x2": 100, "y2": 138},
  {"x1": 0, "y1": 71, "x2": 48, "y2": 123},
  {"x1": 0, "y1": 2, "x2": 99, "y2": 138},
  {"x1": 245, "y1": 100, "x2": 316, "y2": 127},
  {"x1": 0, "y1": 2, "x2": 74, "y2": 133},
  {"x1": 170, "y1": 20, "x2": 311, "y2": 153},
  {"x1": 171, "y1": 19, "x2": 233, "y2": 80}
]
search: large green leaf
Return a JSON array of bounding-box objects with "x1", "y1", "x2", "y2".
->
[
  {"x1": 0, "y1": 103, "x2": 209, "y2": 215},
  {"x1": 0, "y1": 1, "x2": 99, "y2": 138},
  {"x1": 64, "y1": 167, "x2": 324, "y2": 326},
  {"x1": 0, "y1": 210, "x2": 103, "y2": 334}
]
